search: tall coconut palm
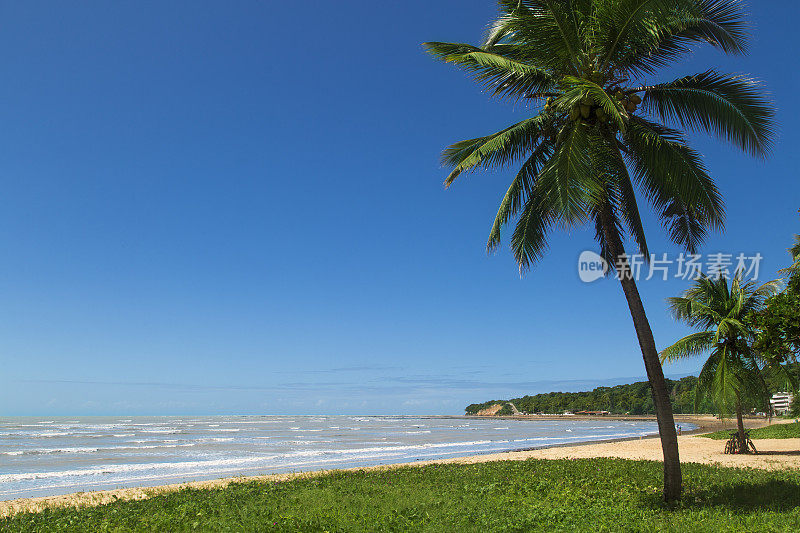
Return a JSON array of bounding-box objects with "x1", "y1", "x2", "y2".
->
[
  {"x1": 424, "y1": 0, "x2": 775, "y2": 501},
  {"x1": 660, "y1": 275, "x2": 789, "y2": 451}
]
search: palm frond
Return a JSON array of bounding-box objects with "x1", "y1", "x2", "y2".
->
[
  {"x1": 790, "y1": 234, "x2": 800, "y2": 263},
  {"x1": 615, "y1": 155, "x2": 650, "y2": 258},
  {"x1": 660, "y1": 331, "x2": 715, "y2": 363},
  {"x1": 641, "y1": 70, "x2": 775, "y2": 157},
  {"x1": 534, "y1": 121, "x2": 597, "y2": 226},
  {"x1": 594, "y1": 0, "x2": 682, "y2": 71},
  {"x1": 672, "y1": 0, "x2": 749, "y2": 54},
  {"x1": 510, "y1": 188, "x2": 556, "y2": 272},
  {"x1": 695, "y1": 350, "x2": 721, "y2": 412},
  {"x1": 487, "y1": 139, "x2": 555, "y2": 252},
  {"x1": 610, "y1": 0, "x2": 749, "y2": 76},
  {"x1": 592, "y1": 138, "x2": 650, "y2": 261},
  {"x1": 490, "y1": 0, "x2": 586, "y2": 75},
  {"x1": 592, "y1": 189, "x2": 624, "y2": 268},
  {"x1": 660, "y1": 200, "x2": 708, "y2": 255},
  {"x1": 622, "y1": 117, "x2": 724, "y2": 251},
  {"x1": 441, "y1": 114, "x2": 549, "y2": 187},
  {"x1": 423, "y1": 42, "x2": 556, "y2": 100},
  {"x1": 710, "y1": 347, "x2": 742, "y2": 413}
]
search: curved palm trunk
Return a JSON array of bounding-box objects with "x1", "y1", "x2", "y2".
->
[
  {"x1": 600, "y1": 210, "x2": 682, "y2": 502},
  {"x1": 735, "y1": 394, "x2": 747, "y2": 452},
  {"x1": 617, "y1": 272, "x2": 682, "y2": 499}
]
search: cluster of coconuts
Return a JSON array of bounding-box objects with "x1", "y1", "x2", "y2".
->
[
  {"x1": 572, "y1": 89, "x2": 641, "y2": 124},
  {"x1": 542, "y1": 65, "x2": 643, "y2": 128},
  {"x1": 617, "y1": 91, "x2": 642, "y2": 113},
  {"x1": 563, "y1": 90, "x2": 642, "y2": 126}
]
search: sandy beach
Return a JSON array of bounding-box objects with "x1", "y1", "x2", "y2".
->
[{"x1": 3, "y1": 415, "x2": 797, "y2": 518}]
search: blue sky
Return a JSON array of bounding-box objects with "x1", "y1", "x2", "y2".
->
[{"x1": 1, "y1": 1, "x2": 798, "y2": 416}]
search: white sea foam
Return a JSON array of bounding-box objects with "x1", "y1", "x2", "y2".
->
[
  {"x1": 0, "y1": 416, "x2": 665, "y2": 500},
  {"x1": 2, "y1": 443, "x2": 203, "y2": 456}
]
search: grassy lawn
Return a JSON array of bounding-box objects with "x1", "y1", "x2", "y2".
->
[
  {"x1": 3, "y1": 459, "x2": 800, "y2": 532},
  {"x1": 702, "y1": 421, "x2": 800, "y2": 440}
]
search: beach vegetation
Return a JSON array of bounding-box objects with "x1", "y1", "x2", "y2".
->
[
  {"x1": 4, "y1": 459, "x2": 799, "y2": 532},
  {"x1": 702, "y1": 421, "x2": 800, "y2": 440},
  {"x1": 660, "y1": 275, "x2": 794, "y2": 452},
  {"x1": 751, "y1": 229, "x2": 800, "y2": 369}
]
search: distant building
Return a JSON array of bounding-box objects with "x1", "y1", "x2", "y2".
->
[
  {"x1": 770, "y1": 392, "x2": 794, "y2": 415},
  {"x1": 574, "y1": 410, "x2": 610, "y2": 416}
]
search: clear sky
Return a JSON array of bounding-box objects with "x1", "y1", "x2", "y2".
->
[{"x1": 1, "y1": 1, "x2": 798, "y2": 416}]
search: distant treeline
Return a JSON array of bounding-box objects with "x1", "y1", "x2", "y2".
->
[
  {"x1": 465, "y1": 376, "x2": 712, "y2": 416},
  {"x1": 467, "y1": 364, "x2": 800, "y2": 416}
]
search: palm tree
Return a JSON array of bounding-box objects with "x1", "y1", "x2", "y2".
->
[
  {"x1": 660, "y1": 275, "x2": 788, "y2": 451},
  {"x1": 424, "y1": 0, "x2": 775, "y2": 501}
]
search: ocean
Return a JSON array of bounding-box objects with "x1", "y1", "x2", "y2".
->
[{"x1": 0, "y1": 415, "x2": 667, "y2": 500}]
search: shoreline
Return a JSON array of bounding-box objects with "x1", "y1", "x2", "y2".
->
[{"x1": 2, "y1": 415, "x2": 793, "y2": 518}]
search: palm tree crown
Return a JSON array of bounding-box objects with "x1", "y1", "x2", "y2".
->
[
  {"x1": 424, "y1": 0, "x2": 774, "y2": 270},
  {"x1": 660, "y1": 275, "x2": 782, "y2": 412}
]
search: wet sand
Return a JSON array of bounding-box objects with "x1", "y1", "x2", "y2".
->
[{"x1": 3, "y1": 416, "x2": 797, "y2": 518}]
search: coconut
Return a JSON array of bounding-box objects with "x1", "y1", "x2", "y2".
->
[
  {"x1": 570, "y1": 107, "x2": 581, "y2": 121},
  {"x1": 625, "y1": 101, "x2": 637, "y2": 113},
  {"x1": 630, "y1": 94, "x2": 642, "y2": 104},
  {"x1": 580, "y1": 105, "x2": 592, "y2": 119}
]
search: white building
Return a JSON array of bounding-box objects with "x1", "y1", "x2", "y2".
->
[{"x1": 770, "y1": 392, "x2": 794, "y2": 415}]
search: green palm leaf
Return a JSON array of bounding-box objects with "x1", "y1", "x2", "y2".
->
[
  {"x1": 510, "y1": 189, "x2": 555, "y2": 272},
  {"x1": 441, "y1": 114, "x2": 548, "y2": 187},
  {"x1": 534, "y1": 121, "x2": 597, "y2": 226},
  {"x1": 490, "y1": 0, "x2": 585, "y2": 74},
  {"x1": 641, "y1": 70, "x2": 775, "y2": 157},
  {"x1": 609, "y1": 0, "x2": 748, "y2": 76},
  {"x1": 487, "y1": 140, "x2": 555, "y2": 252},
  {"x1": 659, "y1": 331, "x2": 715, "y2": 363},
  {"x1": 423, "y1": 42, "x2": 556, "y2": 100},
  {"x1": 622, "y1": 118, "x2": 724, "y2": 252}
]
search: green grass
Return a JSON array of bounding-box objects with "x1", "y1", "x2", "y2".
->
[
  {"x1": 702, "y1": 421, "x2": 800, "y2": 440},
  {"x1": 3, "y1": 459, "x2": 800, "y2": 532}
]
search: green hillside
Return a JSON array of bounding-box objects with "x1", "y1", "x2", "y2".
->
[{"x1": 465, "y1": 376, "x2": 708, "y2": 415}]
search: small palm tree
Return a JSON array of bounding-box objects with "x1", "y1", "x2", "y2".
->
[
  {"x1": 660, "y1": 275, "x2": 787, "y2": 451},
  {"x1": 424, "y1": 0, "x2": 775, "y2": 500}
]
